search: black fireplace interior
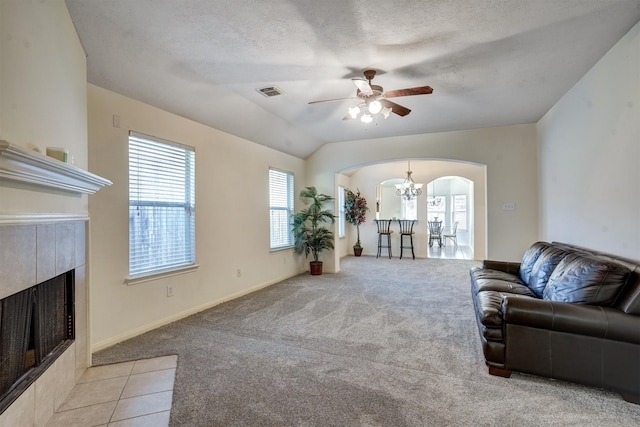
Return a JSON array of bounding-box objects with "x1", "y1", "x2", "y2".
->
[{"x1": 0, "y1": 270, "x2": 75, "y2": 413}]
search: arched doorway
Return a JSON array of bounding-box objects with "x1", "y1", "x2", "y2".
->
[
  {"x1": 426, "y1": 176, "x2": 474, "y2": 260},
  {"x1": 336, "y1": 159, "x2": 486, "y2": 263}
]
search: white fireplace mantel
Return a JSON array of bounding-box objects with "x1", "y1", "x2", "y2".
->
[{"x1": 0, "y1": 140, "x2": 112, "y2": 194}]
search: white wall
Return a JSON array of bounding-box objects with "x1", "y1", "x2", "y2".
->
[
  {"x1": 0, "y1": 0, "x2": 88, "y2": 215},
  {"x1": 537, "y1": 20, "x2": 640, "y2": 260},
  {"x1": 309, "y1": 124, "x2": 539, "y2": 268},
  {"x1": 87, "y1": 85, "x2": 306, "y2": 350}
]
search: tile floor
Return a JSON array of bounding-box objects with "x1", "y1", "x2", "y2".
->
[
  {"x1": 427, "y1": 243, "x2": 474, "y2": 260},
  {"x1": 46, "y1": 355, "x2": 177, "y2": 427}
]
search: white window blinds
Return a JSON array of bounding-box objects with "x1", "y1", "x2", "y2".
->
[
  {"x1": 269, "y1": 168, "x2": 294, "y2": 250},
  {"x1": 129, "y1": 132, "x2": 196, "y2": 277}
]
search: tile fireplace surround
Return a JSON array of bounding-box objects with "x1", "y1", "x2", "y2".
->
[{"x1": 0, "y1": 220, "x2": 88, "y2": 427}]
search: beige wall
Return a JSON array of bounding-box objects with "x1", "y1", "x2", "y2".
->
[
  {"x1": 87, "y1": 84, "x2": 306, "y2": 350},
  {"x1": 7, "y1": 0, "x2": 637, "y2": 365},
  {"x1": 0, "y1": 0, "x2": 88, "y2": 215},
  {"x1": 0, "y1": 2, "x2": 91, "y2": 425},
  {"x1": 308, "y1": 123, "x2": 539, "y2": 269},
  {"x1": 537, "y1": 20, "x2": 640, "y2": 260}
]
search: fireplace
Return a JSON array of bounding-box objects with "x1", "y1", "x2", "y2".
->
[
  {"x1": 0, "y1": 138, "x2": 109, "y2": 424},
  {"x1": 0, "y1": 221, "x2": 88, "y2": 425},
  {"x1": 0, "y1": 270, "x2": 75, "y2": 413}
]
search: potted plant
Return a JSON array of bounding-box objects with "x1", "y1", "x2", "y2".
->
[
  {"x1": 344, "y1": 188, "x2": 368, "y2": 256},
  {"x1": 292, "y1": 186, "x2": 336, "y2": 275}
]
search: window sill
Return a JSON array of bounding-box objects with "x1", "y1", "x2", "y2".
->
[
  {"x1": 124, "y1": 264, "x2": 199, "y2": 286},
  {"x1": 270, "y1": 246, "x2": 293, "y2": 253}
]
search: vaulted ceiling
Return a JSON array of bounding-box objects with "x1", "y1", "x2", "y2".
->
[{"x1": 65, "y1": 0, "x2": 640, "y2": 159}]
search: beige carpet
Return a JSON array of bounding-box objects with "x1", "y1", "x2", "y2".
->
[{"x1": 93, "y1": 256, "x2": 640, "y2": 426}]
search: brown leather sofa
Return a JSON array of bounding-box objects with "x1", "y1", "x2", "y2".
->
[{"x1": 470, "y1": 241, "x2": 640, "y2": 404}]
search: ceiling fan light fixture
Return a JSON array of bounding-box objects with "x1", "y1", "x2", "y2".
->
[
  {"x1": 348, "y1": 106, "x2": 360, "y2": 119},
  {"x1": 368, "y1": 99, "x2": 382, "y2": 114},
  {"x1": 311, "y1": 70, "x2": 432, "y2": 125}
]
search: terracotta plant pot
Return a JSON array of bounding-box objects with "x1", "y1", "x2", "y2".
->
[
  {"x1": 353, "y1": 247, "x2": 363, "y2": 257},
  {"x1": 309, "y1": 261, "x2": 323, "y2": 275}
]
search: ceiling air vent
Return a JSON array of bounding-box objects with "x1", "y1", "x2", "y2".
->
[{"x1": 256, "y1": 86, "x2": 285, "y2": 97}]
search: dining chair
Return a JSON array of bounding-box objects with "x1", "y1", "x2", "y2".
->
[
  {"x1": 442, "y1": 221, "x2": 459, "y2": 247},
  {"x1": 428, "y1": 220, "x2": 443, "y2": 247}
]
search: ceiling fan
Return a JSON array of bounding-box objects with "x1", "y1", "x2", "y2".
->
[{"x1": 308, "y1": 70, "x2": 433, "y2": 122}]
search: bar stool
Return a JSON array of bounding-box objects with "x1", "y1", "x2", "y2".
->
[
  {"x1": 398, "y1": 219, "x2": 416, "y2": 259},
  {"x1": 374, "y1": 219, "x2": 393, "y2": 258}
]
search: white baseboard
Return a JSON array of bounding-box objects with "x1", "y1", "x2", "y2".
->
[{"x1": 91, "y1": 271, "x2": 300, "y2": 353}]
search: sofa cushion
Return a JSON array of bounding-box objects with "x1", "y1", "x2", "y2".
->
[
  {"x1": 527, "y1": 245, "x2": 570, "y2": 297},
  {"x1": 543, "y1": 254, "x2": 631, "y2": 306},
  {"x1": 519, "y1": 241, "x2": 551, "y2": 287},
  {"x1": 470, "y1": 267, "x2": 536, "y2": 297},
  {"x1": 472, "y1": 267, "x2": 525, "y2": 284}
]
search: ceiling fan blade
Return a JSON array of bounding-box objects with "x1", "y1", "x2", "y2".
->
[
  {"x1": 352, "y1": 78, "x2": 374, "y2": 96},
  {"x1": 381, "y1": 99, "x2": 411, "y2": 117},
  {"x1": 308, "y1": 97, "x2": 358, "y2": 105},
  {"x1": 384, "y1": 86, "x2": 433, "y2": 98}
]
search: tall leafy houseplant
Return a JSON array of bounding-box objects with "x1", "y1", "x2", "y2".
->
[
  {"x1": 292, "y1": 186, "x2": 336, "y2": 275},
  {"x1": 344, "y1": 188, "x2": 368, "y2": 256}
]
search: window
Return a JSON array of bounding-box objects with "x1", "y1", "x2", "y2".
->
[
  {"x1": 401, "y1": 197, "x2": 418, "y2": 220},
  {"x1": 427, "y1": 196, "x2": 446, "y2": 222},
  {"x1": 338, "y1": 186, "x2": 345, "y2": 238},
  {"x1": 269, "y1": 168, "x2": 294, "y2": 250},
  {"x1": 452, "y1": 194, "x2": 468, "y2": 231},
  {"x1": 128, "y1": 132, "x2": 196, "y2": 277}
]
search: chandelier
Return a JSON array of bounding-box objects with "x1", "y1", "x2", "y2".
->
[
  {"x1": 427, "y1": 179, "x2": 443, "y2": 207},
  {"x1": 347, "y1": 99, "x2": 393, "y2": 123},
  {"x1": 427, "y1": 197, "x2": 442, "y2": 207},
  {"x1": 395, "y1": 161, "x2": 423, "y2": 200}
]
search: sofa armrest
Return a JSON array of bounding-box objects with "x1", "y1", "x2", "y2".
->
[
  {"x1": 501, "y1": 295, "x2": 554, "y2": 329},
  {"x1": 502, "y1": 296, "x2": 640, "y2": 344},
  {"x1": 482, "y1": 260, "x2": 521, "y2": 274}
]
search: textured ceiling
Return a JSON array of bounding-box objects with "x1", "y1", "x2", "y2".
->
[{"x1": 65, "y1": 0, "x2": 640, "y2": 159}]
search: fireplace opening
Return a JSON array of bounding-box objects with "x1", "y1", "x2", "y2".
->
[{"x1": 0, "y1": 270, "x2": 75, "y2": 414}]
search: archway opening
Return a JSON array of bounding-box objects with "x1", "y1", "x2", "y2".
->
[
  {"x1": 426, "y1": 176, "x2": 474, "y2": 260},
  {"x1": 335, "y1": 159, "x2": 486, "y2": 266}
]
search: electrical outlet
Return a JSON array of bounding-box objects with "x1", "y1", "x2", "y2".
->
[
  {"x1": 502, "y1": 202, "x2": 516, "y2": 211},
  {"x1": 236, "y1": 269, "x2": 241, "y2": 278},
  {"x1": 166, "y1": 285, "x2": 174, "y2": 297}
]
